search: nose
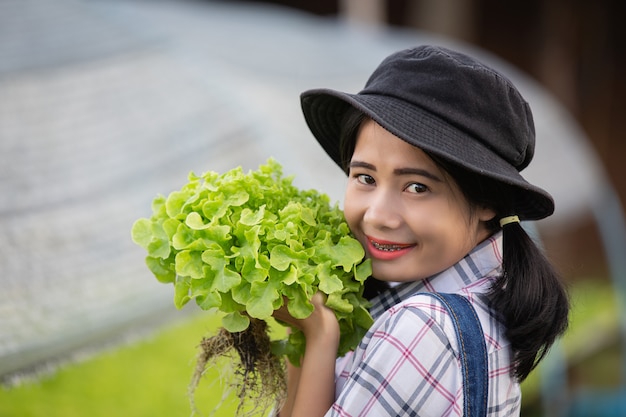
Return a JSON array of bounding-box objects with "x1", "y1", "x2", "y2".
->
[{"x1": 362, "y1": 190, "x2": 403, "y2": 230}]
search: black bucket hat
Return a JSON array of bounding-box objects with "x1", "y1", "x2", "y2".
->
[{"x1": 300, "y1": 45, "x2": 554, "y2": 220}]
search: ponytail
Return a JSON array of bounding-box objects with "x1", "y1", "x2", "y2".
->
[{"x1": 491, "y1": 222, "x2": 569, "y2": 381}]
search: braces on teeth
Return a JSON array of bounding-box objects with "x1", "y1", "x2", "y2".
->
[{"x1": 371, "y1": 241, "x2": 406, "y2": 251}]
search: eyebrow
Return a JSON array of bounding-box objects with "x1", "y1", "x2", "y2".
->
[{"x1": 349, "y1": 160, "x2": 443, "y2": 182}]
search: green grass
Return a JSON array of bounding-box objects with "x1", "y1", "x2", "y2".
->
[{"x1": 0, "y1": 312, "x2": 278, "y2": 417}]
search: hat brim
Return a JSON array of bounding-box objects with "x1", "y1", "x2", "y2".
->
[{"x1": 301, "y1": 88, "x2": 554, "y2": 221}]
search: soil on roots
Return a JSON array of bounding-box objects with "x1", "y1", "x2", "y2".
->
[{"x1": 189, "y1": 318, "x2": 287, "y2": 416}]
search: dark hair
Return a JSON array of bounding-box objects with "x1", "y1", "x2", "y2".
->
[{"x1": 339, "y1": 106, "x2": 569, "y2": 382}]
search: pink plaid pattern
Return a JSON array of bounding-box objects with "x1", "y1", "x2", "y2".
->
[{"x1": 327, "y1": 232, "x2": 521, "y2": 416}]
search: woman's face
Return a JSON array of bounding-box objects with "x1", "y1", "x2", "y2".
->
[{"x1": 344, "y1": 119, "x2": 495, "y2": 283}]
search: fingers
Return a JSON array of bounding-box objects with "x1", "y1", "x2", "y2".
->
[
  {"x1": 272, "y1": 292, "x2": 329, "y2": 330},
  {"x1": 310, "y1": 292, "x2": 328, "y2": 308}
]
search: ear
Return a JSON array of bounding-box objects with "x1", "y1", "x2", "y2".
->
[{"x1": 477, "y1": 206, "x2": 497, "y2": 223}]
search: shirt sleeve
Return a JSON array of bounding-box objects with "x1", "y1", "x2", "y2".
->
[{"x1": 327, "y1": 297, "x2": 464, "y2": 417}]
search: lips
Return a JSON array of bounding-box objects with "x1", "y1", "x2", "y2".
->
[{"x1": 366, "y1": 236, "x2": 415, "y2": 260}]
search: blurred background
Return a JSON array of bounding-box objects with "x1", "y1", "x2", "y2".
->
[{"x1": 0, "y1": 0, "x2": 624, "y2": 416}]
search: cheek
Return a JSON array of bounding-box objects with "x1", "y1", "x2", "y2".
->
[
  {"x1": 343, "y1": 187, "x2": 363, "y2": 233},
  {"x1": 406, "y1": 202, "x2": 450, "y2": 229},
  {"x1": 411, "y1": 202, "x2": 468, "y2": 241}
]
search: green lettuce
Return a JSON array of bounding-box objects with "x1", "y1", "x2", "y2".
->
[{"x1": 131, "y1": 159, "x2": 373, "y2": 363}]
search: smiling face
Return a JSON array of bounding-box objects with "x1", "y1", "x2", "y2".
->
[{"x1": 343, "y1": 119, "x2": 495, "y2": 283}]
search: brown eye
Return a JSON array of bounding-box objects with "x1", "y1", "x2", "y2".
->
[
  {"x1": 406, "y1": 183, "x2": 428, "y2": 194},
  {"x1": 356, "y1": 174, "x2": 375, "y2": 185}
]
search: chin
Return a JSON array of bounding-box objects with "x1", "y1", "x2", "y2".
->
[{"x1": 371, "y1": 265, "x2": 421, "y2": 283}]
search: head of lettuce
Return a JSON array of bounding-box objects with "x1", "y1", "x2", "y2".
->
[{"x1": 131, "y1": 158, "x2": 373, "y2": 416}]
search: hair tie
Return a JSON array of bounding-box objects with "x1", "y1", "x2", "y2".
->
[{"x1": 499, "y1": 215, "x2": 520, "y2": 227}]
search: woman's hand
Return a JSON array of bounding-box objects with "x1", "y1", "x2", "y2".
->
[
  {"x1": 274, "y1": 292, "x2": 340, "y2": 343},
  {"x1": 274, "y1": 293, "x2": 340, "y2": 417}
]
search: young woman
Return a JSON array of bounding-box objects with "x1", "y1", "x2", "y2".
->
[{"x1": 274, "y1": 45, "x2": 569, "y2": 417}]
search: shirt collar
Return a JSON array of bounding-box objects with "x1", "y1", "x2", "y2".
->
[{"x1": 368, "y1": 232, "x2": 503, "y2": 320}]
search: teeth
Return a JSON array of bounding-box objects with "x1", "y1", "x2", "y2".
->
[{"x1": 371, "y1": 241, "x2": 407, "y2": 251}]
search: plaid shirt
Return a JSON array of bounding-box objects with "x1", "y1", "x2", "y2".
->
[{"x1": 328, "y1": 232, "x2": 521, "y2": 416}]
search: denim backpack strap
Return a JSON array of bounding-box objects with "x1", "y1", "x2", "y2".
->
[{"x1": 421, "y1": 292, "x2": 489, "y2": 417}]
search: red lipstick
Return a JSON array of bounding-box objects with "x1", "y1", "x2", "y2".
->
[{"x1": 366, "y1": 236, "x2": 415, "y2": 261}]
